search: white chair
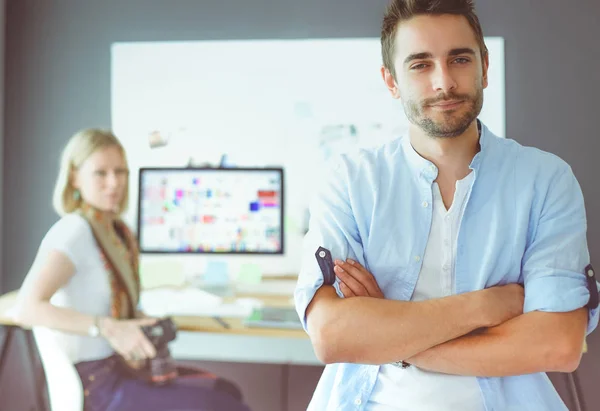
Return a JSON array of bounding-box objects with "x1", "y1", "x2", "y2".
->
[{"x1": 32, "y1": 327, "x2": 83, "y2": 411}]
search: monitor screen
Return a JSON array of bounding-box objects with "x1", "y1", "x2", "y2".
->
[{"x1": 137, "y1": 167, "x2": 284, "y2": 254}]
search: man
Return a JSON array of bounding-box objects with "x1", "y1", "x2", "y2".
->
[{"x1": 294, "y1": 0, "x2": 599, "y2": 410}]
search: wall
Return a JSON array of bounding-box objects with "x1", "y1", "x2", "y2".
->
[
  {"x1": 3, "y1": 0, "x2": 600, "y2": 409},
  {"x1": 0, "y1": 0, "x2": 4, "y2": 293}
]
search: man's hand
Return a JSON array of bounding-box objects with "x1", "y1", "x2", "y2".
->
[
  {"x1": 334, "y1": 259, "x2": 384, "y2": 298},
  {"x1": 333, "y1": 259, "x2": 524, "y2": 328}
]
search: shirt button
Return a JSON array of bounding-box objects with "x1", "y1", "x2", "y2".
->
[
  {"x1": 355, "y1": 398, "x2": 362, "y2": 405},
  {"x1": 422, "y1": 201, "x2": 429, "y2": 208},
  {"x1": 444, "y1": 239, "x2": 450, "y2": 246},
  {"x1": 443, "y1": 264, "x2": 450, "y2": 271},
  {"x1": 430, "y1": 165, "x2": 436, "y2": 172},
  {"x1": 414, "y1": 256, "x2": 421, "y2": 262}
]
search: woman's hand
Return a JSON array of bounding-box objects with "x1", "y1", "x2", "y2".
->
[
  {"x1": 99, "y1": 317, "x2": 158, "y2": 362},
  {"x1": 334, "y1": 259, "x2": 385, "y2": 299}
]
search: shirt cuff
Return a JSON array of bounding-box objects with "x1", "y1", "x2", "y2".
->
[
  {"x1": 524, "y1": 275, "x2": 599, "y2": 335},
  {"x1": 294, "y1": 280, "x2": 323, "y2": 332}
]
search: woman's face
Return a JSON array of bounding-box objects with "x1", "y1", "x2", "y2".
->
[{"x1": 73, "y1": 145, "x2": 129, "y2": 213}]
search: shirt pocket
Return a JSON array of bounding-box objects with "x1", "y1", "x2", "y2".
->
[
  {"x1": 365, "y1": 259, "x2": 412, "y2": 301},
  {"x1": 363, "y1": 232, "x2": 415, "y2": 299}
]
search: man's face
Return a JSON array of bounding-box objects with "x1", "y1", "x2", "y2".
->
[{"x1": 383, "y1": 14, "x2": 489, "y2": 138}]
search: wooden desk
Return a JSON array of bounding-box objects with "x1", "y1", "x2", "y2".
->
[
  {"x1": 0, "y1": 289, "x2": 309, "y2": 336},
  {"x1": 174, "y1": 315, "x2": 307, "y2": 339},
  {"x1": 168, "y1": 286, "x2": 316, "y2": 364},
  {"x1": 0, "y1": 289, "x2": 320, "y2": 366}
]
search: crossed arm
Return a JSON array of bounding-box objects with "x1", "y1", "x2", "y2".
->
[
  {"x1": 405, "y1": 308, "x2": 587, "y2": 376},
  {"x1": 305, "y1": 260, "x2": 587, "y2": 377}
]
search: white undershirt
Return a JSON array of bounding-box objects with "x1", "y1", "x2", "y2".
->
[
  {"x1": 36, "y1": 214, "x2": 115, "y2": 364},
  {"x1": 367, "y1": 172, "x2": 485, "y2": 411}
]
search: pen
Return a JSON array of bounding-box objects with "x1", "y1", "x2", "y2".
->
[{"x1": 212, "y1": 316, "x2": 231, "y2": 329}]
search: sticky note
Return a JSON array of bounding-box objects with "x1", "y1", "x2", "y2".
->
[
  {"x1": 204, "y1": 261, "x2": 230, "y2": 285},
  {"x1": 238, "y1": 263, "x2": 262, "y2": 284},
  {"x1": 284, "y1": 216, "x2": 296, "y2": 231},
  {"x1": 140, "y1": 260, "x2": 185, "y2": 289}
]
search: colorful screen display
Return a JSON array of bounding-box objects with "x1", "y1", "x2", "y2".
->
[{"x1": 137, "y1": 168, "x2": 284, "y2": 254}]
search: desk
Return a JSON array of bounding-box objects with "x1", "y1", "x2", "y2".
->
[
  {"x1": 0, "y1": 289, "x2": 321, "y2": 366},
  {"x1": 170, "y1": 292, "x2": 319, "y2": 365}
]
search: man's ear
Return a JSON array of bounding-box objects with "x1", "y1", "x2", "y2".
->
[
  {"x1": 482, "y1": 52, "x2": 490, "y2": 89},
  {"x1": 381, "y1": 66, "x2": 401, "y2": 99}
]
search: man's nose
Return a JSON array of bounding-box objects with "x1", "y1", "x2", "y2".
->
[{"x1": 431, "y1": 64, "x2": 458, "y2": 94}]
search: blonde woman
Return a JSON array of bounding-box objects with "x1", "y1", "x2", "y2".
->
[{"x1": 13, "y1": 129, "x2": 251, "y2": 411}]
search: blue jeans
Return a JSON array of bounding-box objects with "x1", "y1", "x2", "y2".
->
[{"x1": 75, "y1": 356, "x2": 252, "y2": 411}]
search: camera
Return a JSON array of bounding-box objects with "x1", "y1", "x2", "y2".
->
[
  {"x1": 140, "y1": 317, "x2": 177, "y2": 349},
  {"x1": 139, "y1": 317, "x2": 179, "y2": 385}
]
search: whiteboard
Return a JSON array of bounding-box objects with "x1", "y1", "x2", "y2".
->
[{"x1": 111, "y1": 38, "x2": 505, "y2": 276}]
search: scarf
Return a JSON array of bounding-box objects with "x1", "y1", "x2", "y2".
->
[{"x1": 76, "y1": 203, "x2": 140, "y2": 320}]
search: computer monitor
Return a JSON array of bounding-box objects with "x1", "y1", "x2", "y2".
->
[{"x1": 137, "y1": 167, "x2": 284, "y2": 254}]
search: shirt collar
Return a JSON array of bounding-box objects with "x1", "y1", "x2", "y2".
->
[{"x1": 401, "y1": 119, "x2": 491, "y2": 181}]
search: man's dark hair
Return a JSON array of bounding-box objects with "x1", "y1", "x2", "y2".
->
[{"x1": 381, "y1": 0, "x2": 488, "y2": 79}]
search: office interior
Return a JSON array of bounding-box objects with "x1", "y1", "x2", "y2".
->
[{"x1": 0, "y1": 1, "x2": 599, "y2": 410}]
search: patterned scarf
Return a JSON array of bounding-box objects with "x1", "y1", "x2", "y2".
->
[{"x1": 76, "y1": 203, "x2": 140, "y2": 320}]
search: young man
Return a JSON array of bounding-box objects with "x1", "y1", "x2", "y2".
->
[{"x1": 294, "y1": 0, "x2": 599, "y2": 410}]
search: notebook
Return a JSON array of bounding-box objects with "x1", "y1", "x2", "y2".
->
[{"x1": 243, "y1": 307, "x2": 303, "y2": 330}]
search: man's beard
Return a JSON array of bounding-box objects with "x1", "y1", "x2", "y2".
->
[{"x1": 403, "y1": 86, "x2": 484, "y2": 138}]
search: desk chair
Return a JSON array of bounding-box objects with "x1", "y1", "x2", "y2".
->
[
  {"x1": 0, "y1": 325, "x2": 48, "y2": 411},
  {"x1": 565, "y1": 339, "x2": 589, "y2": 411},
  {"x1": 567, "y1": 371, "x2": 586, "y2": 411},
  {"x1": 33, "y1": 327, "x2": 83, "y2": 411}
]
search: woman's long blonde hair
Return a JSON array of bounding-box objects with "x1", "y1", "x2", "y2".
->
[{"x1": 52, "y1": 128, "x2": 130, "y2": 216}]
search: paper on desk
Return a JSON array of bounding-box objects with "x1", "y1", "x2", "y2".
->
[
  {"x1": 234, "y1": 280, "x2": 298, "y2": 296},
  {"x1": 140, "y1": 260, "x2": 185, "y2": 289},
  {"x1": 140, "y1": 288, "x2": 220, "y2": 317},
  {"x1": 237, "y1": 263, "x2": 262, "y2": 284},
  {"x1": 199, "y1": 302, "x2": 259, "y2": 318},
  {"x1": 139, "y1": 288, "x2": 262, "y2": 318}
]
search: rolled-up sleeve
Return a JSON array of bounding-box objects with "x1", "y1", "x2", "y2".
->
[
  {"x1": 522, "y1": 165, "x2": 599, "y2": 335},
  {"x1": 294, "y1": 157, "x2": 366, "y2": 331}
]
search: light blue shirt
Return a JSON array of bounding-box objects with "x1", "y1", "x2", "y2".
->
[{"x1": 294, "y1": 121, "x2": 599, "y2": 411}]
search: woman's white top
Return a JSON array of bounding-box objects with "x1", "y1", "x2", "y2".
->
[{"x1": 37, "y1": 214, "x2": 115, "y2": 364}]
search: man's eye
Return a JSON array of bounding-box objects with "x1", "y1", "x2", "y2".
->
[
  {"x1": 94, "y1": 171, "x2": 107, "y2": 176},
  {"x1": 411, "y1": 63, "x2": 428, "y2": 70},
  {"x1": 453, "y1": 57, "x2": 470, "y2": 64}
]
